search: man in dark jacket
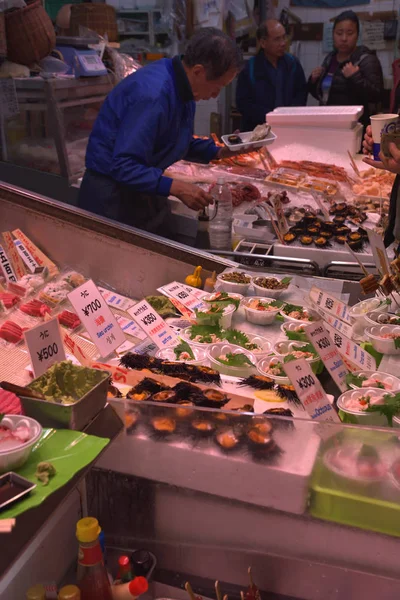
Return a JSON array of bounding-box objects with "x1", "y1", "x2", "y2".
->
[
  {"x1": 236, "y1": 20, "x2": 307, "y2": 131},
  {"x1": 308, "y1": 11, "x2": 383, "y2": 130}
]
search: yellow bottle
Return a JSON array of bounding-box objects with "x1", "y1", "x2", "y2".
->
[
  {"x1": 26, "y1": 584, "x2": 46, "y2": 600},
  {"x1": 59, "y1": 585, "x2": 81, "y2": 599}
]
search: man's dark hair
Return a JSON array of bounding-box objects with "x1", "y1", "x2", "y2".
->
[
  {"x1": 256, "y1": 19, "x2": 281, "y2": 41},
  {"x1": 333, "y1": 10, "x2": 360, "y2": 35},
  {"x1": 183, "y1": 28, "x2": 243, "y2": 80}
]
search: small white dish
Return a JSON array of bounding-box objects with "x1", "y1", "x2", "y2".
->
[
  {"x1": 346, "y1": 370, "x2": 400, "y2": 392},
  {"x1": 194, "y1": 303, "x2": 236, "y2": 329},
  {"x1": 216, "y1": 271, "x2": 252, "y2": 295},
  {"x1": 337, "y1": 388, "x2": 388, "y2": 426},
  {"x1": 155, "y1": 345, "x2": 208, "y2": 366},
  {"x1": 181, "y1": 326, "x2": 225, "y2": 346},
  {"x1": 221, "y1": 129, "x2": 277, "y2": 151},
  {"x1": 273, "y1": 340, "x2": 318, "y2": 363},
  {"x1": 279, "y1": 306, "x2": 318, "y2": 324},
  {"x1": 257, "y1": 356, "x2": 291, "y2": 384},
  {"x1": 364, "y1": 310, "x2": 400, "y2": 328},
  {"x1": 251, "y1": 276, "x2": 291, "y2": 299},
  {"x1": 280, "y1": 322, "x2": 307, "y2": 339},
  {"x1": 202, "y1": 291, "x2": 243, "y2": 308},
  {"x1": 242, "y1": 296, "x2": 280, "y2": 325},
  {"x1": 365, "y1": 325, "x2": 400, "y2": 355},
  {"x1": 349, "y1": 298, "x2": 389, "y2": 335},
  {"x1": 0, "y1": 415, "x2": 42, "y2": 474},
  {"x1": 206, "y1": 343, "x2": 257, "y2": 378}
]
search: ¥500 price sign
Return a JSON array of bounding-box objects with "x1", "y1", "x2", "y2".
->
[
  {"x1": 68, "y1": 279, "x2": 126, "y2": 358},
  {"x1": 128, "y1": 299, "x2": 177, "y2": 349},
  {"x1": 24, "y1": 317, "x2": 66, "y2": 377}
]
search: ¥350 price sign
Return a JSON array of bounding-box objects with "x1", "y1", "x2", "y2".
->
[
  {"x1": 283, "y1": 358, "x2": 340, "y2": 423},
  {"x1": 24, "y1": 317, "x2": 66, "y2": 377},
  {"x1": 68, "y1": 279, "x2": 126, "y2": 358},
  {"x1": 128, "y1": 299, "x2": 177, "y2": 349}
]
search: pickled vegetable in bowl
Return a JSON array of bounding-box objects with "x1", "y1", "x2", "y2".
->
[{"x1": 280, "y1": 303, "x2": 317, "y2": 323}]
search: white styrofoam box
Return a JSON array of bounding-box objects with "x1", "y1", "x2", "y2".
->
[
  {"x1": 270, "y1": 122, "x2": 363, "y2": 156},
  {"x1": 267, "y1": 105, "x2": 364, "y2": 129}
]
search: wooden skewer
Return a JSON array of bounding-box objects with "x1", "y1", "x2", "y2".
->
[
  {"x1": 185, "y1": 582, "x2": 196, "y2": 600},
  {"x1": 248, "y1": 567, "x2": 254, "y2": 588},
  {"x1": 347, "y1": 150, "x2": 361, "y2": 178},
  {"x1": 240, "y1": 592, "x2": 245, "y2": 600},
  {"x1": 215, "y1": 581, "x2": 222, "y2": 600}
]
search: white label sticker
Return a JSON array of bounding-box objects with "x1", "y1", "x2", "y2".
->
[
  {"x1": 97, "y1": 286, "x2": 135, "y2": 312},
  {"x1": 0, "y1": 245, "x2": 17, "y2": 283},
  {"x1": 68, "y1": 280, "x2": 126, "y2": 358},
  {"x1": 14, "y1": 239, "x2": 39, "y2": 273},
  {"x1": 158, "y1": 281, "x2": 205, "y2": 312},
  {"x1": 24, "y1": 317, "x2": 66, "y2": 378},
  {"x1": 324, "y1": 322, "x2": 376, "y2": 372},
  {"x1": 309, "y1": 286, "x2": 352, "y2": 325},
  {"x1": 115, "y1": 314, "x2": 146, "y2": 340},
  {"x1": 283, "y1": 358, "x2": 340, "y2": 422},
  {"x1": 128, "y1": 299, "x2": 177, "y2": 349},
  {"x1": 308, "y1": 300, "x2": 354, "y2": 339},
  {"x1": 305, "y1": 322, "x2": 349, "y2": 393}
]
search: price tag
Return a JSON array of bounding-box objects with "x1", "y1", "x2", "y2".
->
[
  {"x1": 12, "y1": 229, "x2": 59, "y2": 278},
  {"x1": 128, "y1": 299, "x2": 177, "y2": 349},
  {"x1": 115, "y1": 314, "x2": 146, "y2": 340},
  {"x1": 309, "y1": 286, "x2": 352, "y2": 325},
  {"x1": 2, "y1": 232, "x2": 25, "y2": 280},
  {"x1": 0, "y1": 80, "x2": 19, "y2": 119},
  {"x1": 13, "y1": 239, "x2": 39, "y2": 273},
  {"x1": 182, "y1": 284, "x2": 208, "y2": 299},
  {"x1": 324, "y1": 322, "x2": 376, "y2": 372},
  {"x1": 0, "y1": 244, "x2": 17, "y2": 283},
  {"x1": 158, "y1": 282, "x2": 205, "y2": 312},
  {"x1": 365, "y1": 227, "x2": 390, "y2": 276},
  {"x1": 308, "y1": 300, "x2": 354, "y2": 338},
  {"x1": 68, "y1": 280, "x2": 126, "y2": 358},
  {"x1": 97, "y1": 286, "x2": 135, "y2": 312},
  {"x1": 24, "y1": 317, "x2": 66, "y2": 378},
  {"x1": 304, "y1": 322, "x2": 349, "y2": 393},
  {"x1": 283, "y1": 358, "x2": 340, "y2": 422}
]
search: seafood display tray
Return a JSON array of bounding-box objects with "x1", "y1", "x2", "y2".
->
[
  {"x1": 108, "y1": 401, "x2": 321, "y2": 515},
  {"x1": 274, "y1": 242, "x2": 373, "y2": 268},
  {"x1": 19, "y1": 372, "x2": 110, "y2": 430},
  {"x1": 309, "y1": 430, "x2": 400, "y2": 537}
]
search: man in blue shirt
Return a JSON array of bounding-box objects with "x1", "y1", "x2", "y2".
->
[
  {"x1": 78, "y1": 28, "x2": 243, "y2": 239},
  {"x1": 236, "y1": 20, "x2": 307, "y2": 131}
]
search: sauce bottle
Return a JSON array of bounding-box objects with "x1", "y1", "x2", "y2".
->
[
  {"x1": 116, "y1": 555, "x2": 133, "y2": 584},
  {"x1": 26, "y1": 584, "x2": 46, "y2": 600},
  {"x1": 58, "y1": 585, "x2": 81, "y2": 599},
  {"x1": 112, "y1": 576, "x2": 149, "y2": 600},
  {"x1": 76, "y1": 517, "x2": 113, "y2": 600}
]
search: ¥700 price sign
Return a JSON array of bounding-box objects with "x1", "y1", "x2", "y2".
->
[{"x1": 68, "y1": 279, "x2": 126, "y2": 358}]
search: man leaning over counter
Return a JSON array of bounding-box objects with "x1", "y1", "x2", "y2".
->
[{"x1": 78, "y1": 28, "x2": 245, "y2": 240}]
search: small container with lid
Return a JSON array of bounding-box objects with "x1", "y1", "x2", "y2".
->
[
  {"x1": 26, "y1": 584, "x2": 46, "y2": 600},
  {"x1": 58, "y1": 585, "x2": 81, "y2": 600}
]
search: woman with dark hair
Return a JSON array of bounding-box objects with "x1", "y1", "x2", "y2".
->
[{"x1": 308, "y1": 10, "x2": 383, "y2": 130}]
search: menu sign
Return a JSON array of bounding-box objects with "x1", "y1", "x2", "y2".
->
[
  {"x1": 24, "y1": 317, "x2": 66, "y2": 377},
  {"x1": 128, "y1": 299, "x2": 177, "y2": 349},
  {"x1": 304, "y1": 322, "x2": 348, "y2": 393},
  {"x1": 324, "y1": 322, "x2": 376, "y2": 372},
  {"x1": 283, "y1": 358, "x2": 339, "y2": 422},
  {"x1": 309, "y1": 286, "x2": 352, "y2": 325},
  {"x1": 68, "y1": 279, "x2": 126, "y2": 358}
]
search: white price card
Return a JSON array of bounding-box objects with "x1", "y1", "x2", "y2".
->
[
  {"x1": 115, "y1": 314, "x2": 147, "y2": 340},
  {"x1": 128, "y1": 299, "x2": 177, "y2": 349},
  {"x1": 308, "y1": 300, "x2": 354, "y2": 339},
  {"x1": 305, "y1": 322, "x2": 349, "y2": 393},
  {"x1": 158, "y1": 281, "x2": 205, "y2": 312},
  {"x1": 24, "y1": 317, "x2": 66, "y2": 378},
  {"x1": 0, "y1": 245, "x2": 17, "y2": 283},
  {"x1": 309, "y1": 286, "x2": 352, "y2": 325},
  {"x1": 324, "y1": 322, "x2": 376, "y2": 372},
  {"x1": 97, "y1": 286, "x2": 135, "y2": 312},
  {"x1": 283, "y1": 358, "x2": 340, "y2": 423},
  {"x1": 68, "y1": 279, "x2": 126, "y2": 358}
]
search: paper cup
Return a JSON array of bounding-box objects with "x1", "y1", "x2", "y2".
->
[{"x1": 370, "y1": 114, "x2": 399, "y2": 160}]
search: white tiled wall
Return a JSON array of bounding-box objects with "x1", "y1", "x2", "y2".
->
[{"x1": 274, "y1": 0, "x2": 398, "y2": 88}]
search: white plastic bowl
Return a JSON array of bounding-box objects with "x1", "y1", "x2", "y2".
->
[
  {"x1": 349, "y1": 298, "x2": 389, "y2": 335},
  {"x1": 181, "y1": 327, "x2": 225, "y2": 346},
  {"x1": 274, "y1": 340, "x2": 317, "y2": 361},
  {"x1": 206, "y1": 343, "x2": 257, "y2": 377},
  {"x1": 279, "y1": 306, "x2": 319, "y2": 324},
  {"x1": 242, "y1": 334, "x2": 273, "y2": 360},
  {"x1": 242, "y1": 296, "x2": 280, "y2": 325},
  {"x1": 257, "y1": 356, "x2": 291, "y2": 384},
  {"x1": 337, "y1": 388, "x2": 388, "y2": 426},
  {"x1": 155, "y1": 345, "x2": 208, "y2": 366},
  {"x1": 347, "y1": 370, "x2": 400, "y2": 392},
  {"x1": 251, "y1": 276, "x2": 291, "y2": 299},
  {"x1": 0, "y1": 415, "x2": 42, "y2": 474},
  {"x1": 323, "y1": 445, "x2": 386, "y2": 484},
  {"x1": 365, "y1": 310, "x2": 400, "y2": 328},
  {"x1": 365, "y1": 325, "x2": 400, "y2": 355},
  {"x1": 280, "y1": 322, "x2": 307, "y2": 339},
  {"x1": 202, "y1": 291, "x2": 243, "y2": 308},
  {"x1": 194, "y1": 303, "x2": 236, "y2": 329},
  {"x1": 216, "y1": 271, "x2": 252, "y2": 295}
]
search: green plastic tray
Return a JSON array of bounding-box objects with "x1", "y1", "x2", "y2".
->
[{"x1": 309, "y1": 429, "x2": 400, "y2": 537}]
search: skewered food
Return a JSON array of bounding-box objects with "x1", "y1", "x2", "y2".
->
[{"x1": 380, "y1": 274, "x2": 395, "y2": 296}]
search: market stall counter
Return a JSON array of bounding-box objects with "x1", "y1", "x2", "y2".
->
[{"x1": 2, "y1": 182, "x2": 400, "y2": 599}]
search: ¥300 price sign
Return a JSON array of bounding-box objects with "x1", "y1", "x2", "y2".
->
[
  {"x1": 128, "y1": 299, "x2": 177, "y2": 349},
  {"x1": 24, "y1": 317, "x2": 66, "y2": 377},
  {"x1": 68, "y1": 279, "x2": 126, "y2": 358},
  {"x1": 304, "y1": 322, "x2": 348, "y2": 393},
  {"x1": 283, "y1": 358, "x2": 339, "y2": 423}
]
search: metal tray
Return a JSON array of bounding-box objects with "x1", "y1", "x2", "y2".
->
[{"x1": 20, "y1": 369, "x2": 110, "y2": 431}]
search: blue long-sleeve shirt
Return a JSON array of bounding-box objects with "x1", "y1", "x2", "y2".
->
[
  {"x1": 85, "y1": 56, "x2": 219, "y2": 197},
  {"x1": 236, "y1": 51, "x2": 307, "y2": 131}
]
